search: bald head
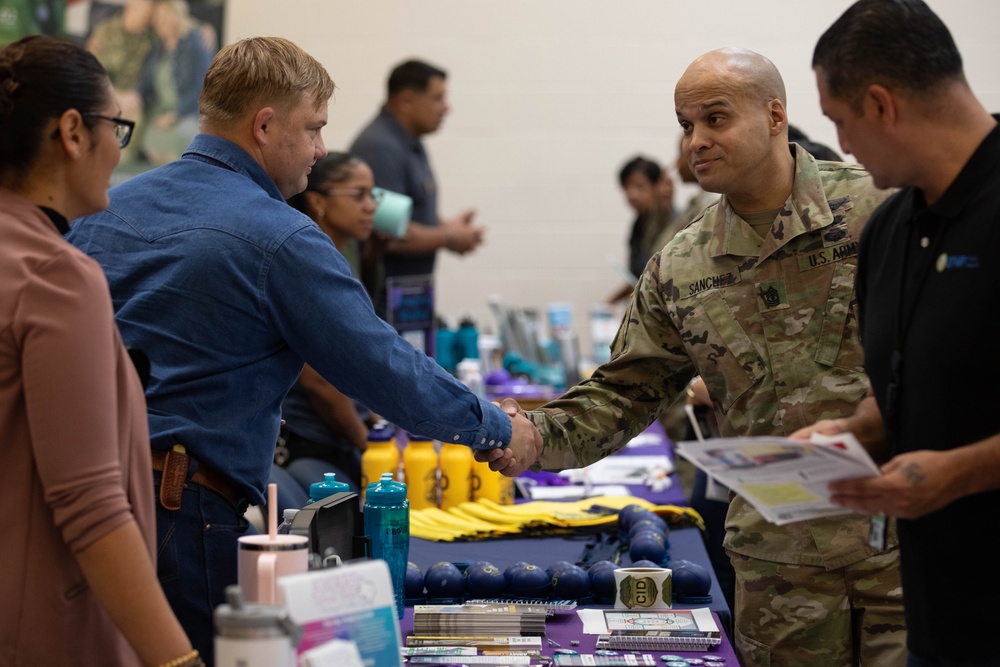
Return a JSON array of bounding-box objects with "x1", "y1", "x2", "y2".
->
[
  {"x1": 678, "y1": 48, "x2": 786, "y2": 108},
  {"x1": 674, "y1": 48, "x2": 794, "y2": 212}
]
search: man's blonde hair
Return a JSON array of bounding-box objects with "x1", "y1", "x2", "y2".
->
[{"x1": 199, "y1": 36, "x2": 334, "y2": 126}]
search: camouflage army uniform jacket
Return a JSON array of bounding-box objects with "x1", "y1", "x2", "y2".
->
[{"x1": 529, "y1": 144, "x2": 897, "y2": 568}]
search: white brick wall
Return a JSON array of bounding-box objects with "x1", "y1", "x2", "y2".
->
[{"x1": 226, "y1": 0, "x2": 1000, "y2": 355}]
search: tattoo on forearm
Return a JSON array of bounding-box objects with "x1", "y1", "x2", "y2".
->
[{"x1": 901, "y1": 462, "x2": 925, "y2": 486}]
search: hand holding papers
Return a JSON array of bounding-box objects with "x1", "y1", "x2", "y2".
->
[{"x1": 676, "y1": 433, "x2": 880, "y2": 525}]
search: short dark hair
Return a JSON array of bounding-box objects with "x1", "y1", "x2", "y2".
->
[
  {"x1": 287, "y1": 152, "x2": 364, "y2": 218},
  {"x1": 618, "y1": 156, "x2": 661, "y2": 188},
  {"x1": 0, "y1": 35, "x2": 109, "y2": 176},
  {"x1": 387, "y1": 59, "x2": 447, "y2": 98},
  {"x1": 813, "y1": 0, "x2": 963, "y2": 110}
]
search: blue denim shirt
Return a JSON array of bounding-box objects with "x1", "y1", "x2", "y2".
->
[{"x1": 67, "y1": 134, "x2": 510, "y2": 504}]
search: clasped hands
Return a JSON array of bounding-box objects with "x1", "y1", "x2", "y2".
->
[
  {"x1": 474, "y1": 398, "x2": 542, "y2": 476},
  {"x1": 442, "y1": 210, "x2": 484, "y2": 255}
]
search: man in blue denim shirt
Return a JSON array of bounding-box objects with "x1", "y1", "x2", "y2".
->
[{"x1": 68, "y1": 36, "x2": 541, "y2": 664}]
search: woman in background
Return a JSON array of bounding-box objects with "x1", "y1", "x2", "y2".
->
[
  {"x1": 0, "y1": 35, "x2": 197, "y2": 666},
  {"x1": 278, "y1": 153, "x2": 385, "y2": 493},
  {"x1": 138, "y1": 0, "x2": 211, "y2": 166}
]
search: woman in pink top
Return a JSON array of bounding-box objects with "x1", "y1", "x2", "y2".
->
[{"x1": 0, "y1": 36, "x2": 198, "y2": 666}]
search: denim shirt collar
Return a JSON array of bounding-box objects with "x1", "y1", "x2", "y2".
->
[{"x1": 181, "y1": 134, "x2": 286, "y2": 203}]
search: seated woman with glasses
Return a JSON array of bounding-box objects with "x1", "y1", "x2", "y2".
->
[
  {"x1": 276, "y1": 152, "x2": 386, "y2": 495},
  {"x1": 0, "y1": 35, "x2": 199, "y2": 666}
]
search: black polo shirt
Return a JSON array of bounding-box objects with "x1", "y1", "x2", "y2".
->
[{"x1": 856, "y1": 116, "x2": 1000, "y2": 660}]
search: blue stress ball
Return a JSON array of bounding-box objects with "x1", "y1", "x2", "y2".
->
[
  {"x1": 546, "y1": 560, "x2": 576, "y2": 578},
  {"x1": 405, "y1": 562, "x2": 425, "y2": 598},
  {"x1": 629, "y1": 518, "x2": 668, "y2": 541},
  {"x1": 466, "y1": 560, "x2": 493, "y2": 570},
  {"x1": 669, "y1": 560, "x2": 712, "y2": 597},
  {"x1": 631, "y1": 559, "x2": 662, "y2": 569},
  {"x1": 508, "y1": 563, "x2": 551, "y2": 598},
  {"x1": 617, "y1": 504, "x2": 649, "y2": 532},
  {"x1": 588, "y1": 562, "x2": 618, "y2": 598},
  {"x1": 424, "y1": 561, "x2": 465, "y2": 599},
  {"x1": 631, "y1": 510, "x2": 668, "y2": 532},
  {"x1": 550, "y1": 564, "x2": 590, "y2": 599},
  {"x1": 465, "y1": 562, "x2": 506, "y2": 598},
  {"x1": 504, "y1": 561, "x2": 531, "y2": 587},
  {"x1": 629, "y1": 530, "x2": 667, "y2": 564}
]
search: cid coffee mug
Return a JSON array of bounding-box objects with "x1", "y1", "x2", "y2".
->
[
  {"x1": 613, "y1": 567, "x2": 673, "y2": 610},
  {"x1": 372, "y1": 187, "x2": 412, "y2": 238},
  {"x1": 237, "y1": 534, "x2": 309, "y2": 606}
]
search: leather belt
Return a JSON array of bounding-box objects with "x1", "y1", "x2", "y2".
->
[{"x1": 151, "y1": 447, "x2": 246, "y2": 512}]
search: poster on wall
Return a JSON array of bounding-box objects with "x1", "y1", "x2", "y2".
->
[{"x1": 1, "y1": 0, "x2": 225, "y2": 182}]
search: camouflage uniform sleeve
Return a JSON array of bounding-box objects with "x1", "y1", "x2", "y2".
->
[{"x1": 527, "y1": 252, "x2": 696, "y2": 471}]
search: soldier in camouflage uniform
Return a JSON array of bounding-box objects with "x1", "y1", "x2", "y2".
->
[{"x1": 523, "y1": 49, "x2": 907, "y2": 666}]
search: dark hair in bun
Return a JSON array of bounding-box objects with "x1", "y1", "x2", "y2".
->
[
  {"x1": 0, "y1": 35, "x2": 110, "y2": 177},
  {"x1": 287, "y1": 152, "x2": 364, "y2": 219}
]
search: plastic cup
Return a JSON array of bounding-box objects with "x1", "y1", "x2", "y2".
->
[{"x1": 372, "y1": 187, "x2": 412, "y2": 238}]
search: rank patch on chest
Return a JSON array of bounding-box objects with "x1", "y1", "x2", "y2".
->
[
  {"x1": 797, "y1": 240, "x2": 858, "y2": 272},
  {"x1": 756, "y1": 280, "x2": 789, "y2": 310}
]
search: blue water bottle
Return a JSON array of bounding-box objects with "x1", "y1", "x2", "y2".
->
[
  {"x1": 435, "y1": 323, "x2": 458, "y2": 373},
  {"x1": 455, "y1": 317, "x2": 479, "y2": 361},
  {"x1": 308, "y1": 472, "x2": 351, "y2": 504},
  {"x1": 364, "y1": 472, "x2": 409, "y2": 618}
]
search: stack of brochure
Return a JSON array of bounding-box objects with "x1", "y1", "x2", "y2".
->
[
  {"x1": 404, "y1": 636, "x2": 542, "y2": 657},
  {"x1": 596, "y1": 608, "x2": 722, "y2": 652},
  {"x1": 412, "y1": 603, "x2": 548, "y2": 637}
]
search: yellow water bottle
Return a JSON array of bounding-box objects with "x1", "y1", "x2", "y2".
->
[
  {"x1": 402, "y1": 434, "x2": 439, "y2": 509},
  {"x1": 471, "y1": 459, "x2": 514, "y2": 505},
  {"x1": 360, "y1": 421, "x2": 399, "y2": 504},
  {"x1": 439, "y1": 443, "x2": 474, "y2": 509}
]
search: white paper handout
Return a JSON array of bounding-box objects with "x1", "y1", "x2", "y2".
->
[
  {"x1": 676, "y1": 432, "x2": 881, "y2": 525},
  {"x1": 558, "y1": 455, "x2": 673, "y2": 486}
]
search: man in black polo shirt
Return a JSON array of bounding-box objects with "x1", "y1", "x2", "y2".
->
[
  {"x1": 351, "y1": 59, "x2": 484, "y2": 314},
  {"x1": 799, "y1": 1, "x2": 1000, "y2": 664}
]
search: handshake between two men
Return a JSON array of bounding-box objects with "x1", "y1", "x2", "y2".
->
[{"x1": 475, "y1": 398, "x2": 542, "y2": 476}]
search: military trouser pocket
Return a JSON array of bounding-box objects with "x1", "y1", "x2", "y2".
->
[{"x1": 734, "y1": 624, "x2": 771, "y2": 667}]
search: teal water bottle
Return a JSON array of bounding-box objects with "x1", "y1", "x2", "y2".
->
[
  {"x1": 364, "y1": 472, "x2": 409, "y2": 618},
  {"x1": 308, "y1": 472, "x2": 350, "y2": 504},
  {"x1": 435, "y1": 323, "x2": 458, "y2": 373},
  {"x1": 455, "y1": 317, "x2": 479, "y2": 361}
]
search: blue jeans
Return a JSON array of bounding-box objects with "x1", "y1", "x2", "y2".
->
[{"x1": 154, "y1": 472, "x2": 252, "y2": 667}]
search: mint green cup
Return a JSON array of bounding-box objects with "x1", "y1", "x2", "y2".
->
[{"x1": 372, "y1": 187, "x2": 412, "y2": 238}]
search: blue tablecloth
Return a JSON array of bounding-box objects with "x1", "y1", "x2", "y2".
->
[
  {"x1": 408, "y1": 526, "x2": 730, "y2": 633},
  {"x1": 403, "y1": 421, "x2": 740, "y2": 663}
]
